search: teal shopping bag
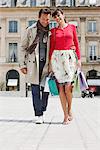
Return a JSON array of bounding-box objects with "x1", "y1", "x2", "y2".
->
[{"x1": 48, "y1": 78, "x2": 59, "y2": 96}]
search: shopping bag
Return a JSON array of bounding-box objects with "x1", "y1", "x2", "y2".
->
[
  {"x1": 48, "y1": 78, "x2": 59, "y2": 96},
  {"x1": 44, "y1": 77, "x2": 50, "y2": 92},
  {"x1": 73, "y1": 73, "x2": 81, "y2": 97},
  {"x1": 79, "y1": 71, "x2": 88, "y2": 91},
  {"x1": 40, "y1": 75, "x2": 46, "y2": 88}
]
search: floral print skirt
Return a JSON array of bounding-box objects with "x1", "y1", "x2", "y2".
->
[{"x1": 51, "y1": 50, "x2": 77, "y2": 84}]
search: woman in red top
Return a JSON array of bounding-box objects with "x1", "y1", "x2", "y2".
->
[{"x1": 49, "y1": 9, "x2": 81, "y2": 124}]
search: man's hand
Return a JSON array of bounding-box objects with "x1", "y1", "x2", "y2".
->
[{"x1": 20, "y1": 68, "x2": 27, "y2": 74}]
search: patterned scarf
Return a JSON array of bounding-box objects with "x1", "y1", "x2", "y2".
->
[{"x1": 25, "y1": 20, "x2": 49, "y2": 54}]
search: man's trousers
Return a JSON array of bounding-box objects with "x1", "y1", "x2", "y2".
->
[{"x1": 31, "y1": 60, "x2": 49, "y2": 116}]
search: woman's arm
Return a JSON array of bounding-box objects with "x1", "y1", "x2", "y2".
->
[
  {"x1": 73, "y1": 25, "x2": 81, "y2": 60},
  {"x1": 73, "y1": 25, "x2": 81, "y2": 68},
  {"x1": 48, "y1": 28, "x2": 55, "y2": 72},
  {"x1": 49, "y1": 28, "x2": 55, "y2": 60}
]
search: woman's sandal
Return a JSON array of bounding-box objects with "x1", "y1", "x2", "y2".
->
[
  {"x1": 68, "y1": 112, "x2": 73, "y2": 121},
  {"x1": 62, "y1": 117, "x2": 70, "y2": 125}
]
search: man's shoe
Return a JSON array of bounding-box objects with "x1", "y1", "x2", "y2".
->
[{"x1": 35, "y1": 116, "x2": 44, "y2": 124}]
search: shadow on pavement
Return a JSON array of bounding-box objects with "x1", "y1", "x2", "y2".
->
[{"x1": 0, "y1": 119, "x2": 62, "y2": 125}]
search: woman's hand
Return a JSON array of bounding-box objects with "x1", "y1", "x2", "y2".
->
[{"x1": 77, "y1": 59, "x2": 81, "y2": 70}]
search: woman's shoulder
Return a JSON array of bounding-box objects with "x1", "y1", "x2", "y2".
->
[
  {"x1": 49, "y1": 27, "x2": 56, "y2": 36},
  {"x1": 68, "y1": 24, "x2": 76, "y2": 30},
  {"x1": 50, "y1": 27, "x2": 56, "y2": 32}
]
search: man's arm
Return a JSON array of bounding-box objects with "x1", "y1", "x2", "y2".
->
[{"x1": 19, "y1": 28, "x2": 30, "y2": 74}]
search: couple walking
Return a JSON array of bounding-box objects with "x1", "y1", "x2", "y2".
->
[{"x1": 20, "y1": 8, "x2": 81, "y2": 124}]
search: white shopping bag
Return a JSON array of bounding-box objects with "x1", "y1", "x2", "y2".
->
[
  {"x1": 44, "y1": 77, "x2": 50, "y2": 92},
  {"x1": 79, "y1": 71, "x2": 88, "y2": 91}
]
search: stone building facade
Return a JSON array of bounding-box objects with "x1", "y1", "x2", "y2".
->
[{"x1": 0, "y1": 0, "x2": 100, "y2": 96}]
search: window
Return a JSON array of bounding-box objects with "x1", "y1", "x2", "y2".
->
[
  {"x1": 9, "y1": 43, "x2": 18, "y2": 62},
  {"x1": 16, "y1": 0, "x2": 30, "y2": 7},
  {"x1": 49, "y1": 21, "x2": 57, "y2": 29},
  {"x1": 70, "y1": 0, "x2": 75, "y2": 6},
  {"x1": 79, "y1": 0, "x2": 85, "y2": 5},
  {"x1": 88, "y1": 43, "x2": 97, "y2": 61},
  {"x1": 51, "y1": 0, "x2": 56, "y2": 6},
  {"x1": 89, "y1": 70, "x2": 97, "y2": 78},
  {"x1": 28, "y1": 20, "x2": 37, "y2": 26},
  {"x1": 6, "y1": 70, "x2": 20, "y2": 91},
  {"x1": 56, "y1": 0, "x2": 75, "y2": 6},
  {"x1": 0, "y1": 0, "x2": 11, "y2": 7},
  {"x1": 36, "y1": 0, "x2": 50, "y2": 6},
  {"x1": 88, "y1": 21, "x2": 96, "y2": 32},
  {"x1": 9, "y1": 21, "x2": 18, "y2": 33},
  {"x1": 11, "y1": 0, "x2": 17, "y2": 7},
  {"x1": 30, "y1": 0, "x2": 36, "y2": 6},
  {"x1": 56, "y1": 0, "x2": 70, "y2": 6},
  {"x1": 89, "y1": 0, "x2": 96, "y2": 5}
]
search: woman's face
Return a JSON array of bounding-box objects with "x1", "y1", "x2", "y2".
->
[{"x1": 53, "y1": 11, "x2": 64, "y2": 24}]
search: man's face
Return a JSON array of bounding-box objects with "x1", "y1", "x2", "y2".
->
[{"x1": 39, "y1": 13, "x2": 50, "y2": 27}]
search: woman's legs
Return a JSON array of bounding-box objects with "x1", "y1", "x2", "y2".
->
[
  {"x1": 65, "y1": 83, "x2": 73, "y2": 120},
  {"x1": 58, "y1": 85, "x2": 69, "y2": 123}
]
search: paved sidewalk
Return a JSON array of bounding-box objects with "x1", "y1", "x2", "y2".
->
[{"x1": 0, "y1": 96, "x2": 100, "y2": 150}]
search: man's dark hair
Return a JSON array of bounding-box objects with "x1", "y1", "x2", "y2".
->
[
  {"x1": 39, "y1": 8, "x2": 51, "y2": 18},
  {"x1": 52, "y1": 8, "x2": 63, "y2": 18}
]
